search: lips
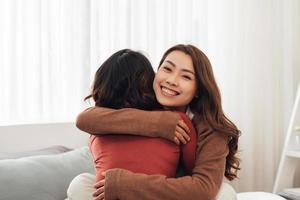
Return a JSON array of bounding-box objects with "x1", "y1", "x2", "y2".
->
[{"x1": 161, "y1": 86, "x2": 180, "y2": 96}]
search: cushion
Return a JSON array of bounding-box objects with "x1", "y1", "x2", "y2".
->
[
  {"x1": 0, "y1": 146, "x2": 95, "y2": 200},
  {"x1": 237, "y1": 192, "x2": 286, "y2": 200},
  {"x1": 216, "y1": 182, "x2": 237, "y2": 200},
  {"x1": 66, "y1": 173, "x2": 96, "y2": 200},
  {"x1": 0, "y1": 145, "x2": 72, "y2": 159},
  {"x1": 89, "y1": 112, "x2": 197, "y2": 182}
]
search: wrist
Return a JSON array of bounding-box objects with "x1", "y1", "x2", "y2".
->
[
  {"x1": 104, "y1": 169, "x2": 122, "y2": 200},
  {"x1": 156, "y1": 111, "x2": 181, "y2": 141}
]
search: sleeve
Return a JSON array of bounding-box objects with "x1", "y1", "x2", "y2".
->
[
  {"x1": 104, "y1": 131, "x2": 229, "y2": 200},
  {"x1": 76, "y1": 107, "x2": 180, "y2": 141},
  {"x1": 179, "y1": 113, "x2": 197, "y2": 175}
]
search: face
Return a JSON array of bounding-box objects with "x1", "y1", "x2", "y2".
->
[{"x1": 153, "y1": 50, "x2": 197, "y2": 112}]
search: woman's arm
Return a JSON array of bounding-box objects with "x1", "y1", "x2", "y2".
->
[
  {"x1": 103, "y1": 127, "x2": 229, "y2": 200},
  {"x1": 76, "y1": 107, "x2": 185, "y2": 142}
]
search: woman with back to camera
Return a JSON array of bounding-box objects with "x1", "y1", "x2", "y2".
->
[{"x1": 75, "y1": 44, "x2": 241, "y2": 200}]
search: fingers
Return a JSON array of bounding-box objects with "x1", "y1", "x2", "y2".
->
[
  {"x1": 175, "y1": 129, "x2": 187, "y2": 144},
  {"x1": 94, "y1": 179, "x2": 105, "y2": 188},
  {"x1": 93, "y1": 172, "x2": 107, "y2": 200},
  {"x1": 93, "y1": 185, "x2": 104, "y2": 196},
  {"x1": 93, "y1": 186, "x2": 104, "y2": 200},
  {"x1": 178, "y1": 120, "x2": 190, "y2": 135},
  {"x1": 93, "y1": 180, "x2": 105, "y2": 200},
  {"x1": 173, "y1": 136, "x2": 180, "y2": 145},
  {"x1": 94, "y1": 192, "x2": 104, "y2": 200},
  {"x1": 174, "y1": 121, "x2": 190, "y2": 145}
]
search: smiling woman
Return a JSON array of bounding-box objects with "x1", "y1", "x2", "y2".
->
[{"x1": 153, "y1": 50, "x2": 197, "y2": 112}]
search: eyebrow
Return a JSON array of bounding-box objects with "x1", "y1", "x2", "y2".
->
[{"x1": 165, "y1": 60, "x2": 195, "y2": 75}]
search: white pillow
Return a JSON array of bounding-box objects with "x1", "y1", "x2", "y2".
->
[
  {"x1": 237, "y1": 192, "x2": 286, "y2": 200},
  {"x1": 0, "y1": 146, "x2": 95, "y2": 200},
  {"x1": 217, "y1": 182, "x2": 237, "y2": 200}
]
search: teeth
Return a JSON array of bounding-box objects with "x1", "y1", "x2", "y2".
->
[{"x1": 161, "y1": 87, "x2": 179, "y2": 96}]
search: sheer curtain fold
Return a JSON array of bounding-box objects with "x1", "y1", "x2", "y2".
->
[
  {"x1": 1, "y1": 0, "x2": 91, "y2": 123},
  {"x1": 0, "y1": 0, "x2": 299, "y2": 192}
]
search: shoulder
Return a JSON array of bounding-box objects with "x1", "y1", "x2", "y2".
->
[{"x1": 194, "y1": 120, "x2": 229, "y2": 153}]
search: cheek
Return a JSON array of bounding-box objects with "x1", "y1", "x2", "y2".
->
[
  {"x1": 184, "y1": 83, "x2": 197, "y2": 99},
  {"x1": 153, "y1": 76, "x2": 159, "y2": 90},
  {"x1": 153, "y1": 72, "x2": 164, "y2": 87},
  {"x1": 153, "y1": 76, "x2": 161, "y2": 97}
]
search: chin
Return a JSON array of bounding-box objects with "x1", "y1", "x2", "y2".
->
[{"x1": 157, "y1": 100, "x2": 174, "y2": 108}]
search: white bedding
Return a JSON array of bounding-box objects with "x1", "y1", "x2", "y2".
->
[{"x1": 237, "y1": 192, "x2": 286, "y2": 200}]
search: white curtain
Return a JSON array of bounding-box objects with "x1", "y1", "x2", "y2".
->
[
  {"x1": 0, "y1": 0, "x2": 91, "y2": 124},
  {"x1": 1, "y1": 0, "x2": 300, "y2": 192}
]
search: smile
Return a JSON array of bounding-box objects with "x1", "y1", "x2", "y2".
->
[{"x1": 161, "y1": 86, "x2": 180, "y2": 96}]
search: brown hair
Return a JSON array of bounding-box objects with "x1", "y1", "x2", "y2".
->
[
  {"x1": 159, "y1": 44, "x2": 241, "y2": 180},
  {"x1": 85, "y1": 49, "x2": 161, "y2": 110}
]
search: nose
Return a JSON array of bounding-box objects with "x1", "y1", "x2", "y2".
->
[{"x1": 166, "y1": 74, "x2": 178, "y2": 86}]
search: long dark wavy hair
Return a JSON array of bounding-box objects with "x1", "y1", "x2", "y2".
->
[
  {"x1": 85, "y1": 49, "x2": 161, "y2": 110},
  {"x1": 159, "y1": 44, "x2": 241, "y2": 180}
]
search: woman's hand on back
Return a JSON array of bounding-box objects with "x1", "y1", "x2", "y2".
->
[
  {"x1": 93, "y1": 172, "x2": 106, "y2": 200},
  {"x1": 174, "y1": 119, "x2": 190, "y2": 145}
]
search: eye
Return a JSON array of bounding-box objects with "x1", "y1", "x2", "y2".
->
[
  {"x1": 162, "y1": 66, "x2": 172, "y2": 72},
  {"x1": 182, "y1": 75, "x2": 192, "y2": 80}
]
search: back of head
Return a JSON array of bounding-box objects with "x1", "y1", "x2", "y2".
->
[{"x1": 86, "y1": 49, "x2": 160, "y2": 110}]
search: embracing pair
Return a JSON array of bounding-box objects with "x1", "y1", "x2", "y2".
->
[{"x1": 67, "y1": 44, "x2": 241, "y2": 200}]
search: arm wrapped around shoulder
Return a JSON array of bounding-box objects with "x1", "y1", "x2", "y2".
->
[{"x1": 76, "y1": 107, "x2": 180, "y2": 141}]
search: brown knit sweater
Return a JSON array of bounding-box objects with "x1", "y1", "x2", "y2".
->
[{"x1": 76, "y1": 107, "x2": 229, "y2": 200}]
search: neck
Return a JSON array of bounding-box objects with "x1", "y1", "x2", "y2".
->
[{"x1": 163, "y1": 106, "x2": 187, "y2": 113}]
